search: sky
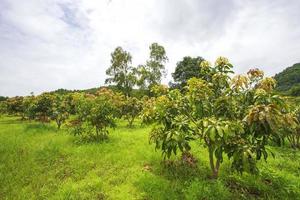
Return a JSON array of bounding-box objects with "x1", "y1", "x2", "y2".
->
[{"x1": 0, "y1": 0, "x2": 300, "y2": 97}]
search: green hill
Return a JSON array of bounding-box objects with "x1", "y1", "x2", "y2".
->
[{"x1": 274, "y1": 63, "x2": 300, "y2": 96}]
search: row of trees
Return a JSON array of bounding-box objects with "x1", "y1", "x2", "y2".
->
[
  {"x1": 0, "y1": 88, "x2": 143, "y2": 141},
  {"x1": 105, "y1": 43, "x2": 168, "y2": 97},
  {"x1": 1, "y1": 93, "x2": 71, "y2": 128},
  {"x1": 105, "y1": 43, "x2": 224, "y2": 95},
  {"x1": 70, "y1": 88, "x2": 142, "y2": 141}
]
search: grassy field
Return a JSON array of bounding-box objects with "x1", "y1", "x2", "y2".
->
[{"x1": 0, "y1": 116, "x2": 300, "y2": 200}]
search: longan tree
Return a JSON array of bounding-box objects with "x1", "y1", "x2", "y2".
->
[{"x1": 146, "y1": 57, "x2": 297, "y2": 178}]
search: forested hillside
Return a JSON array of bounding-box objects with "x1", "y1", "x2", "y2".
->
[{"x1": 274, "y1": 63, "x2": 300, "y2": 95}]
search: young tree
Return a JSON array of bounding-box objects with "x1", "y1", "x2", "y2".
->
[
  {"x1": 146, "y1": 57, "x2": 296, "y2": 178},
  {"x1": 105, "y1": 47, "x2": 136, "y2": 96},
  {"x1": 0, "y1": 101, "x2": 7, "y2": 117},
  {"x1": 121, "y1": 97, "x2": 142, "y2": 127},
  {"x1": 72, "y1": 88, "x2": 120, "y2": 141},
  {"x1": 35, "y1": 93, "x2": 55, "y2": 122},
  {"x1": 283, "y1": 106, "x2": 300, "y2": 149},
  {"x1": 6, "y1": 96, "x2": 24, "y2": 117},
  {"x1": 149, "y1": 89, "x2": 194, "y2": 159},
  {"x1": 22, "y1": 95, "x2": 37, "y2": 120},
  {"x1": 51, "y1": 95, "x2": 69, "y2": 129},
  {"x1": 136, "y1": 43, "x2": 168, "y2": 93}
]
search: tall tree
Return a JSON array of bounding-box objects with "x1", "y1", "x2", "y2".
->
[
  {"x1": 136, "y1": 43, "x2": 168, "y2": 92},
  {"x1": 105, "y1": 47, "x2": 136, "y2": 96},
  {"x1": 171, "y1": 56, "x2": 205, "y2": 89}
]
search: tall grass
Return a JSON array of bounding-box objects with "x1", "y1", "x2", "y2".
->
[{"x1": 0, "y1": 116, "x2": 299, "y2": 199}]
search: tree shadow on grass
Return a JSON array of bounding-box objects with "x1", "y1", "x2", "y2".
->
[
  {"x1": 24, "y1": 123, "x2": 58, "y2": 133},
  {"x1": 69, "y1": 134, "x2": 113, "y2": 147},
  {"x1": 135, "y1": 155, "x2": 212, "y2": 200},
  {"x1": 148, "y1": 152, "x2": 212, "y2": 182},
  {"x1": 0, "y1": 118, "x2": 29, "y2": 125},
  {"x1": 157, "y1": 160, "x2": 208, "y2": 182}
]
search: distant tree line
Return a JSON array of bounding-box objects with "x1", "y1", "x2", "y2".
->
[{"x1": 0, "y1": 96, "x2": 8, "y2": 102}]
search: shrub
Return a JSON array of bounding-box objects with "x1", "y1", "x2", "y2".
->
[
  {"x1": 34, "y1": 93, "x2": 55, "y2": 122},
  {"x1": 71, "y1": 89, "x2": 119, "y2": 141},
  {"x1": 22, "y1": 96, "x2": 37, "y2": 120},
  {"x1": 121, "y1": 96, "x2": 142, "y2": 127},
  {"x1": 51, "y1": 95, "x2": 70, "y2": 129},
  {"x1": 6, "y1": 96, "x2": 24, "y2": 116},
  {"x1": 0, "y1": 101, "x2": 7, "y2": 117}
]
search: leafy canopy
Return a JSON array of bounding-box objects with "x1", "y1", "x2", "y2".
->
[
  {"x1": 71, "y1": 88, "x2": 121, "y2": 141},
  {"x1": 136, "y1": 43, "x2": 168, "y2": 92},
  {"x1": 145, "y1": 57, "x2": 296, "y2": 178},
  {"x1": 106, "y1": 47, "x2": 136, "y2": 96},
  {"x1": 171, "y1": 56, "x2": 205, "y2": 88}
]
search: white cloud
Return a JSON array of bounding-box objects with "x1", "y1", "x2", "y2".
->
[{"x1": 0, "y1": 0, "x2": 299, "y2": 96}]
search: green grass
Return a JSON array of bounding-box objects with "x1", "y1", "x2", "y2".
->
[{"x1": 0, "y1": 116, "x2": 300, "y2": 200}]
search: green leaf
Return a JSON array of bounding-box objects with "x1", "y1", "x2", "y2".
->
[
  {"x1": 216, "y1": 126, "x2": 224, "y2": 137},
  {"x1": 209, "y1": 127, "x2": 216, "y2": 141}
]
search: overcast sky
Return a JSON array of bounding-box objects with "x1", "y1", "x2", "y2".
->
[{"x1": 0, "y1": 0, "x2": 300, "y2": 96}]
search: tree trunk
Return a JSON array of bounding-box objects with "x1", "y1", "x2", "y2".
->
[
  {"x1": 96, "y1": 127, "x2": 99, "y2": 137},
  {"x1": 208, "y1": 146, "x2": 216, "y2": 178},
  {"x1": 214, "y1": 158, "x2": 221, "y2": 178},
  {"x1": 128, "y1": 117, "x2": 135, "y2": 127},
  {"x1": 208, "y1": 145, "x2": 220, "y2": 179}
]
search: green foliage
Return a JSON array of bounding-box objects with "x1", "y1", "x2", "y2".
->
[
  {"x1": 288, "y1": 83, "x2": 300, "y2": 96},
  {"x1": 274, "y1": 63, "x2": 300, "y2": 95},
  {"x1": 6, "y1": 96, "x2": 24, "y2": 116},
  {"x1": 148, "y1": 90, "x2": 194, "y2": 158},
  {"x1": 282, "y1": 107, "x2": 300, "y2": 149},
  {"x1": 71, "y1": 88, "x2": 119, "y2": 141},
  {"x1": 171, "y1": 56, "x2": 205, "y2": 88},
  {"x1": 105, "y1": 47, "x2": 136, "y2": 96},
  {"x1": 0, "y1": 101, "x2": 7, "y2": 116},
  {"x1": 34, "y1": 93, "x2": 55, "y2": 122},
  {"x1": 136, "y1": 43, "x2": 168, "y2": 92},
  {"x1": 146, "y1": 57, "x2": 296, "y2": 178},
  {"x1": 150, "y1": 84, "x2": 169, "y2": 97},
  {"x1": 121, "y1": 96, "x2": 142, "y2": 127},
  {"x1": 64, "y1": 93, "x2": 77, "y2": 115},
  {"x1": 51, "y1": 95, "x2": 69, "y2": 129},
  {"x1": 22, "y1": 95, "x2": 37, "y2": 120},
  {"x1": 49, "y1": 88, "x2": 72, "y2": 95},
  {"x1": 140, "y1": 96, "x2": 156, "y2": 124},
  {"x1": 4, "y1": 93, "x2": 71, "y2": 128},
  {"x1": 0, "y1": 96, "x2": 8, "y2": 102}
]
